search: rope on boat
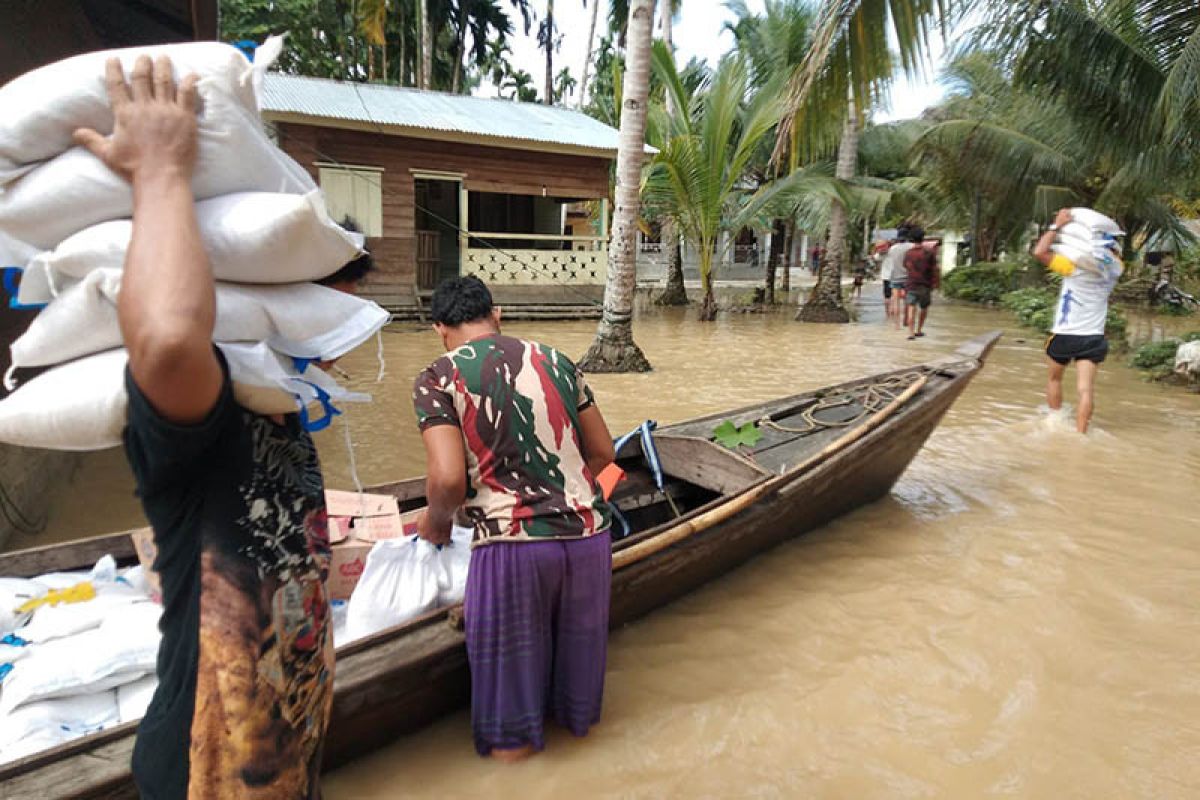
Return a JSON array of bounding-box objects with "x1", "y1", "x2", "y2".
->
[
  {"x1": 611, "y1": 375, "x2": 929, "y2": 572},
  {"x1": 757, "y1": 371, "x2": 927, "y2": 436}
]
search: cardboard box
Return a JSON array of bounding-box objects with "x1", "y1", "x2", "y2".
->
[
  {"x1": 323, "y1": 503, "x2": 426, "y2": 600},
  {"x1": 324, "y1": 490, "x2": 399, "y2": 518}
]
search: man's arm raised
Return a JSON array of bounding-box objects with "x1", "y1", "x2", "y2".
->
[{"x1": 74, "y1": 55, "x2": 221, "y2": 424}]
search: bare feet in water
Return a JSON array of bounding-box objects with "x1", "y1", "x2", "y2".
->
[{"x1": 491, "y1": 745, "x2": 536, "y2": 763}]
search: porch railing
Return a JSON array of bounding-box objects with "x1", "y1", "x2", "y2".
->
[{"x1": 463, "y1": 233, "x2": 607, "y2": 286}]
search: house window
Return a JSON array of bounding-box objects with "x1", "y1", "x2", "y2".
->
[{"x1": 318, "y1": 165, "x2": 384, "y2": 237}]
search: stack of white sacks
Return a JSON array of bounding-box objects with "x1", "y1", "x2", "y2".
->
[
  {"x1": 0, "y1": 39, "x2": 389, "y2": 759},
  {"x1": 0, "y1": 37, "x2": 389, "y2": 450},
  {"x1": 0, "y1": 557, "x2": 160, "y2": 763},
  {"x1": 1051, "y1": 207, "x2": 1125, "y2": 276}
]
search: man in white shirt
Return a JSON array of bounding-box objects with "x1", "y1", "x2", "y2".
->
[
  {"x1": 882, "y1": 228, "x2": 918, "y2": 326},
  {"x1": 1032, "y1": 209, "x2": 1123, "y2": 434}
]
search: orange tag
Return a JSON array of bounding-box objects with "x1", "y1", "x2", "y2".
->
[{"x1": 596, "y1": 463, "x2": 626, "y2": 501}]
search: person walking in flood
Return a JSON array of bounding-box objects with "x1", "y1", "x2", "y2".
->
[
  {"x1": 411, "y1": 276, "x2": 617, "y2": 762},
  {"x1": 1033, "y1": 209, "x2": 1123, "y2": 433},
  {"x1": 882, "y1": 227, "x2": 917, "y2": 326},
  {"x1": 74, "y1": 55, "x2": 367, "y2": 798},
  {"x1": 904, "y1": 238, "x2": 940, "y2": 340}
]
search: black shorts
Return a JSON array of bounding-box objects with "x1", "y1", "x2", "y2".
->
[
  {"x1": 906, "y1": 286, "x2": 932, "y2": 309},
  {"x1": 883, "y1": 280, "x2": 893, "y2": 299},
  {"x1": 1046, "y1": 334, "x2": 1109, "y2": 365}
]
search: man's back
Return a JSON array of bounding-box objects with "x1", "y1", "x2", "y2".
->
[
  {"x1": 904, "y1": 246, "x2": 938, "y2": 289},
  {"x1": 413, "y1": 334, "x2": 609, "y2": 543},
  {"x1": 885, "y1": 243, "x2": 915, "y2": 281}
]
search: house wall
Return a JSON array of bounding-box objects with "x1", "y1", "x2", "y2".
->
[{"x1": 274, "y1": 123, "x2": 611, "y2": 307}]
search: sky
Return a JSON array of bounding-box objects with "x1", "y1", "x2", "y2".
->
[{"x1": 486, "y1": 0, "x2": 950, "y2": 122}]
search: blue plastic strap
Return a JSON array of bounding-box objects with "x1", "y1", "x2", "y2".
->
[
  {"x1": 1, "y1": 267, "x2": 45, "y2": 311},
  {"x1": 613, "y1": 420, "x2": 665, "y2": 491},
  {"x1": 293, "y1": 381, "x2": 342, "y2": 433},
  {"x1": 609, "y1": 505, "x2": 631, "y2": 541},
  {"x1": 291, "y1": 356, "x2": 316, "y2": 375}
]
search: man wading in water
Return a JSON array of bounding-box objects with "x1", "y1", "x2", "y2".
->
[
  {"x1": 412, "y1": 276, "x2": 616, "y2": 762},
  {"x1": 74, "y1": 55, "x2": 364, "y2": 797},
  {"x1": 1032, "y1": 209, "x2": 1122, "y2": 434}
]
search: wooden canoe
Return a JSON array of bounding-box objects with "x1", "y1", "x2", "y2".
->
[{"x1": 0, "y1": 331, "x2": 1001, "y2": 799}]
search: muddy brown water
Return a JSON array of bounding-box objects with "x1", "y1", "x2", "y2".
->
[{"x1": 19, "y1": 292, "x2": 1200, "y2": 797}]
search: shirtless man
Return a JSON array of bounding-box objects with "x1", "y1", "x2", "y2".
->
[{"x1": 1032, "y1": 209, "x2": 1123, "y2": 433}]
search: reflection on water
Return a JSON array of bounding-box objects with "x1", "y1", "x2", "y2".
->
[{"x1": 26, "y1": 291, "x2": 1200, "y2": 797}]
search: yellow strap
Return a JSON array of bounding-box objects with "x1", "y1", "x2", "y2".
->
[
  {"x1": 1048, "y1": 253, "x2": 1076, "y2": 277},
  {"x1": 15, "y1": 581, "x2": 97, "y2": 614}
]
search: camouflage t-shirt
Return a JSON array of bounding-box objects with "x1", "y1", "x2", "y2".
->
[{"x1": 413, "y1": 334, "x2": 611, "y2": 545}]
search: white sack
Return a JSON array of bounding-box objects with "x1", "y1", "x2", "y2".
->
[
  {"x1": 437, "y1": 525, "x2": 474, "y2": 607},
  {"x1": 12, "y1": 267, "x2": 389, "y2": 369},
  {"x1": 0, "y1": 602, "x2": 160, "y2": 714},
  {"x1": 0, "y1": 578, "x2": 45, "y2": 637},
  {"x1": 1175, "y1": 340, "x2": 1200, "y2": 378},
  {"x1": 16, "y1": 190, "x2": 361, "y2": 305},
  {"x1": 345, "y1": 537, "x2": 444, "y2": 643},
  {"x1": 116, "y1": 675, "x2": 158, "y2": 724},
  {"x1": 0, "y1": 115, "x2": 313, "y2": 264},
  {"x1": 0, "y1": 38, "x2": 281, "y2": 181},
  {"x1": 0, "y1": 343, "x2": 370, "y2": 451},
  {"x1": 1069, "y1": 208, "x2": 1124, "y2": 236},
  {"x1": 0, "y1": 691, "x2": 119, "y2": 764}
]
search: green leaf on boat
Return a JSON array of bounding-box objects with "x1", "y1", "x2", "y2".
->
[{"x1": 712, "y1": 420, "x2": 762, "y2": 449}]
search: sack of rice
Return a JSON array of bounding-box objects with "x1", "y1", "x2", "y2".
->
[
  {"x1": 0, "y1": 38, "x2": 281, "y2": 183},
  {"x1": 0, "y1": 343, "x2": 372, "y2": 451},
  {"x1": 16, "y1": 191, "x2": 362, "y2": 305},
  {"x1": 11, "y1": 267, "x2": 388, "y2": 371}
]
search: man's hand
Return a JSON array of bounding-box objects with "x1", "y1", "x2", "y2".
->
[
  {"x1": 1054, "y1": 208, "x2": 1073, "y2": 228},
  {"x1": 73, "y1": 55, "x2": 200, "y2": 188},
  {"x1": 416, "y1": 509, "x2": 452, "y2": 546}
]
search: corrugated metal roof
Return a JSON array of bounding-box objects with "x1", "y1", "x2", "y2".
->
[{"x1": 261, "y1": 73, "x2": 620, "y2": 156}]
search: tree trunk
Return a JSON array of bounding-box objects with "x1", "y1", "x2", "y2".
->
[
  {"x1": 765, "y1": 219, "x2": 786, "y2": 305},
  {"x1": 544, "y1": 0, "x2": 555, "y2": 104},
  {"x1": 698, "y1": 247, "x2": 717, "y2": 320},
  {"x1": 419, "y1": 0, "x2": 432, "y2": 89},
  {"x1": 797, "y1": 109, "x2": 858, "y2": 324},
  {"x1": 781, "y1": 222, "x2": 795, "y2": 294},
  {"x1": 367, "y1": 43, "x2": 375, "y2": 81},
  {"x1": 451, "y1": 1, "x2": 467, "y2": 93},
  {"x1": 655, "y1": 223, "x2": 688, "y2": 305},
  {"x1": 579, "y1": 0, "x2": 654, "y2": 373},
  {"x1": 579, "y1": 0, "x2": 600, "y2": 107}
]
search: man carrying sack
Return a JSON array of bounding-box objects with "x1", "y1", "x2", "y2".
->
[{"x1": 77, "y1": 56, "x2": 336, "y2": 798}]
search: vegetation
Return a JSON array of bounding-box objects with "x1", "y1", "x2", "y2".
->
[
  {"x1": 999, "y1": 288, "x2": 1129, "y2": 344},
  {"x1": 941, "y1": 262, "x2": 1025, "y2": 305},
  {"x1": 1129, "y1": 333, "x2": 1200, "y2": 380}
]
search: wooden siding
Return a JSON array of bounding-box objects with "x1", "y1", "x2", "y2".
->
[{"x1": 274, "y1": 123, "x2": 611, "y2": 306}]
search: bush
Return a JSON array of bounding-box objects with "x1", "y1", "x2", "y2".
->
[
  {"x1": 1130, "y1": 340, "x2": 1180, "y2": 372},
  {"x1": 1000, "y1": 288, "x2": 1056, "y2": 333},
  {"x1": 942, "y1": 262, "x2": 1025, "y2": 304}
]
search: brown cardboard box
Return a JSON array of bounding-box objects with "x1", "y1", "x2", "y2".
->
[
  {"x1": 128, "y1": 527, "x2": 162, "y2": 601},
  {"x1": 324, "y1": 508, "x2": 425, "y2": 600},
  {"x1": 327, "y1": 537, "x2": 374, "y2": 601}
]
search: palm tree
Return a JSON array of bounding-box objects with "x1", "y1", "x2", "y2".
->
[
  {"x1": 579, "y1": 0, "x2": 656, "y2": 373},
  {"x1": 644, "y1": 49, "x2": 787, "y2": 321},
  {"x1": 778, "y1": 0, "x2": 959, "y2": 322},
  {"x1": 654, "y1": 0, "x2": 688, "y2": 307},
  {"x1": 579, "y1": 0, "x2": 601, "y2": 107}
]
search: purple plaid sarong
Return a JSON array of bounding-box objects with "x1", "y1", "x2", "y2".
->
[{"x1": 463, "y1": 530, "x2": 612, "y2": 756}]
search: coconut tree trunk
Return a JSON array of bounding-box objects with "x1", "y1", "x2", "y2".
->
[
  {"x1": 781, "y1": 221, "x2": 794, "y2": 294},
  {"x1": 797, "y1": 108, "x2": 858, "y2": 324},
  {"x1": 698, "y1": 243, "x2": 717, "y2": 320},
  {"x1": 544, "y1": 0, "x2": 555, "y2": 104},
  {"x1": 579, "y1": 0, "x2": 654, "y2": 373},
  {"x1": 580, "y1": 0, "x2": 600, "y2": 107},
  {"x1": 451, "y1": 1, "x2": 467, "y2": 92},
  {"x1": 419, "y1": 0, "x2": 432, "y2": 89},
  {"x1": 655, "y1": 225, "x2": 688, "y2": 305},
  {"x1": 765, "y1": 219, "x2": 786, "y2": 305}
]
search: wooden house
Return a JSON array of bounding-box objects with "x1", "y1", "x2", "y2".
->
[{"x1": 261, "y1": 75, "x2": 620, "y2": 318}]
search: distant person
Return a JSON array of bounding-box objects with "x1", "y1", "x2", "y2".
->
[
  {"x1": 1032, "y1": 209, "x2": 1123, "y2": 433},
  {"x1": 904, "y1": 238, "x2": 940, "y2": 339},
  {"x1": 412, "y1": 276, "x2": 617, "y2": 762},
  {"x1": 851, "y1": 262, "x2": 866, "y2": 299},
  {"x1": 810, "y1": 245, "x2": 823, "y2": 276},
  {"x1": 882, "y1": 231, "x2": 916, "y2": 325}
]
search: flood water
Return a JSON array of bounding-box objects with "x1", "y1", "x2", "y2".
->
[{"x1": 25, "y1": 289, "x2": 1200, "y2": 797}]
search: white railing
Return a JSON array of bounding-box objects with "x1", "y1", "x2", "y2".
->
[{"x1": 463, "y1": 233, "x2": 607, "y2": 285}]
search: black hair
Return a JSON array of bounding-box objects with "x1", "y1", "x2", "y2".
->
[
  {"x1": 907, "y1": 226, "x2": 925, "y2": 244},
  {"x1": 430, "y1": 276, "x2": 495, "y2": 326},
  {"x1": 317, "y1": 217, "x2": 375, "y2": 286}
]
